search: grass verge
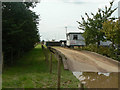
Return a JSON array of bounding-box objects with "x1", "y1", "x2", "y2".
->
[{"x1": 2, "y1": 44, "x2": 80, "y2": 88}]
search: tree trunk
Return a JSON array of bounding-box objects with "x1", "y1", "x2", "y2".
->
[
  {"x1": 2, "y1": 52, "x2": 4, "y2": 70},
  {"x1": 112, "y1": 41, "x2": 115, "y2": 49},
  {"x1": 97, "y1": 41, "x2": 100, "y2": 48},
  {"x1": 18, "y1": 49, "x2": 20, "y2": 58},
  {"x1": 11, "y1": 48, "x2": 13, "y2": 65}
]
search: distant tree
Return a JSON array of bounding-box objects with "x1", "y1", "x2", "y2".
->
[
  {"x1": 52, "y1": 39, "x2": 55, "y2": 41},
  {"x1": 41, "y1": 40, "x2": 45, "y2": 44},
  {"x1": 77, "y1": 0, "x2": 117, "y2": 46}
]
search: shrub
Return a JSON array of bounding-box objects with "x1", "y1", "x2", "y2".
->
[{"x1": 81, "y1": 44, "x2": 120, "y2": 61}]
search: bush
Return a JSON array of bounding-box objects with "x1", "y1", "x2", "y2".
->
[{"x1": 81, "y1": 44, "x2": 120, "y2": 61}]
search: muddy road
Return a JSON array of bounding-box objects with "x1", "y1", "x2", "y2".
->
[{"x1": 53, "y1": 47, "x2": 120, "y2": 72}]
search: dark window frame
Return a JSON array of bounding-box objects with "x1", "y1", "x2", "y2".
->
[{"x1": 73, "y1": 35, "x2": 78, "y2": 40}]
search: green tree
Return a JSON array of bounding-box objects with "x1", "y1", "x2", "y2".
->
[
  {"x1": 77, "y1": 0, "x2": 117, "y2": 46},
  {"x1": 102, "y1": 20, "x2": 120, "y2": 48},
  {"x1": 2, "y1": 2, "x2": 40, "y2": 66}
]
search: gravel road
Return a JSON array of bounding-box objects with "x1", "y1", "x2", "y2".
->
[{"x1": 53, "y1": 47, "x2": 120, "y2": 72}]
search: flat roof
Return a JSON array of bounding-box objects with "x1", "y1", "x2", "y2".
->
[
  {"x1": 67, "y1": 32, "x2": 83, "y2": 35},
  {"x1": 60, "y1": 40, "x2": 66, "y2": 41},
  {"x1": 46, "y1": 41, "x2": 60, "y2": 43}
]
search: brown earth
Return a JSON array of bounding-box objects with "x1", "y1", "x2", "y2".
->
[{"x1": 53, "y1": 47, "x2": 120, "y2": 72}]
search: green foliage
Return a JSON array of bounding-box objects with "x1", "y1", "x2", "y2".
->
[
  {"x1": 81, "y1": 45, "x2": 120, "y2": 61},
  {"x1": 102, "y1": 20, "x2": 120, "y2": 46},
  {"x1": 77, "y1": 0, "x2": 117, "y2": 46},
  {"x1": 2, "y1": 2, "x2": 40, "y2": 66},
  {"x1": 102, "y1": 19, "x2": 120, "y2": 55}
]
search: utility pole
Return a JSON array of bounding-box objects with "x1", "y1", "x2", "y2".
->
[
  {"x1": 65, "y1": 26, "x2": 67, "y2": 34},
  {"x1": 118, "y1": 1, "x2": 120, "y2": 36},
  {"x1": 118, "y1": 1, "x2": 120, "y2": 35},
  {"x1": 118, "y1": 3, "x2": 120, "y2": 89},
  {"x1": 65, "y1": 26, "x2": 67, "y2": 40}
]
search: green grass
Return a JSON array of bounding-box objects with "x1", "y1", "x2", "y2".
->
[{"x1": 2, "y1": 44, "x2": 80, "y2": 88}]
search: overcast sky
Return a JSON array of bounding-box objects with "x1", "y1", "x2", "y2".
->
[{"x1": 31, "y1": 0, "x2": 120, "y2": 41}]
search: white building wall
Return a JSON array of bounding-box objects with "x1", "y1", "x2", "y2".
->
[{"x1": 66, "y1": 34, "x2": 85, "y2": 46}]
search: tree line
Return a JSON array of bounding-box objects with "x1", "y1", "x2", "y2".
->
[{"x1": 2, "y1": 2, "x2": 40, "y2": 66}]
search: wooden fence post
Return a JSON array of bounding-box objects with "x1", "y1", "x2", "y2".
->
[
  {"x1": 57, "y1": 55, "x2": 61, "y2": 88},
  {"x1": 42, "y1": 45, "x2": 48, "y2": 63},
  {"x1": 44, "y1": 48, "x2": 48, "y2": 63},
  {"x1": 50, "y1": 53, "x2": 52, "y2": 74},
  {"x1": 46, "y1": 49, "x2": 48, "y2": 63},
  {"x1": 81, "y1": 83, "x2": 84, "y2": 90}
]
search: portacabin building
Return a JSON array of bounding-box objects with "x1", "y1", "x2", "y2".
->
[
  {"x1": 66, "y1": 32, "x2": 85, "y2": 47},
  {"x1": 66, "y1": 32, "x2": 111, "y2": 47}
]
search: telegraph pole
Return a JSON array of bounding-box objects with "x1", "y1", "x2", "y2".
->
[
  {"x1": 118, "y1": 1, "x2": 120, "y2": 36},
  {"x1": 118, "y1": 2, "x2": 120, "y2": 89},
  {"x1": 65, "y1": 26, "x2": 67, "y2": 40},
  {"x1": 65, "y1": 26, "x2": 67, "y2": 34},
  {"x1": 118, "y1": 1, "x2": 120, "y2": 20}
]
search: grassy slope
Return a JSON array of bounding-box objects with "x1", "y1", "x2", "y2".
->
[{"x1": 2, "y1": 44, "x2": 80, "y2": 88}]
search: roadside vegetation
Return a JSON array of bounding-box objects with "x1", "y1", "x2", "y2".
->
[
  {"x1": 77, "y1": 0, "x2": 120, "y2": 61},
  {"x1": 74, "y1": 45, "x2": 120, "y2": 61},
  {"x1": 2, "y1": 44, "x2": 80, "y2": 88}
]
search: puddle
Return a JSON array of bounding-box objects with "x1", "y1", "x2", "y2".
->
[{"x1": 73, "y1": 72, "x2": 118, "y2": 88}]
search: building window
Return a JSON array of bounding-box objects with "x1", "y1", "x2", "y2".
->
[{"x1": 73, "y1": 35, "x2": 78, "y2": 40}]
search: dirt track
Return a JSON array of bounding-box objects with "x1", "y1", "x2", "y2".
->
[{"x1": 53, "y1": 47, "x2": 120, "y2": 72}]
